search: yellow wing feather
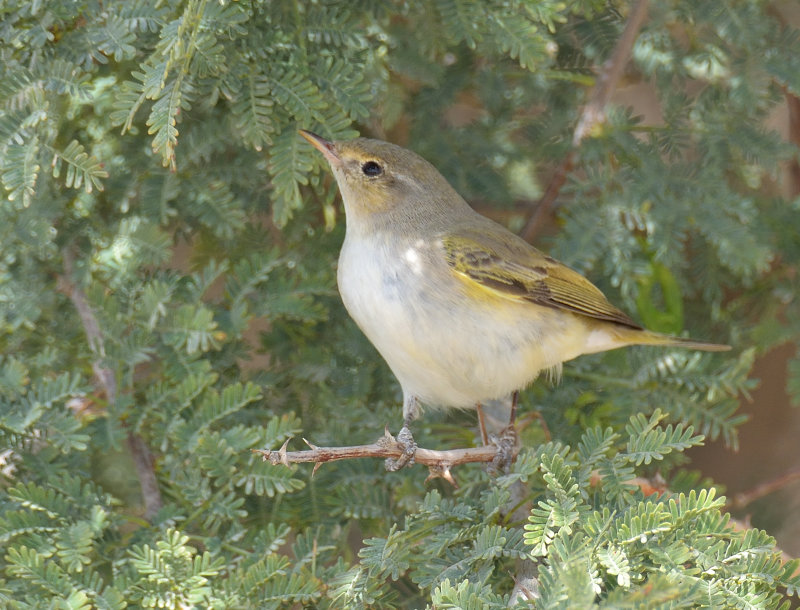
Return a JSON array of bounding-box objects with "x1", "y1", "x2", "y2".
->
[{"x1": 442, "y1": 227, "x2": 642, "y2": 329}]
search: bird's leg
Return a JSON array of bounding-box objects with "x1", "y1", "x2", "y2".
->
[
  {"x1": 476, "y1": 402, "x2": 490, "y2": 446},
  {"x1": 509, "y1": 390, "x2": 518, "y2": 428},
  {"x1": 385, "y1": 418, "x2": 418, "y2": 471},
  {"x1": 385, "y1": 395, "x2": 420, "y2": 471},
  {"x1": 489, "y1": 391, "x2": 519, "y2": 474}
]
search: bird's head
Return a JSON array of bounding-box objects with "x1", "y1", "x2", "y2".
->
[{"x1": 300, "y1": 131, "x2": 464, "y2": 222}]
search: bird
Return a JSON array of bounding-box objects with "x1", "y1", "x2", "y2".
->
[{"x1": 300, "y1": 130, "x2": 730, "y2": 470}]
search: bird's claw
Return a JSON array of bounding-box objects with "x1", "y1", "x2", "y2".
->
[
  {"x1": 385, "y1": 424, "x2": 418, "y2": 471},
  {"x1": 487, "y1": 424, "x2": 518, "y2": 474}
]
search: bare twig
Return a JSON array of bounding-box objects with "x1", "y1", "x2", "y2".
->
[
  {"x1": 60, "y1": 248, "x2": 163, "y2": 519},
  {"x1": 727, "y1": 467, "x2": 800, "y2": 512},
  {"x1": 785, "y1": 87, "x2": 800, "y2": 198},
  {"x1": 520, "y1": 0, "x2": 650, "y2": 242},
  {"x1": 253, "y1": 428, "x2": 516, "y2": 485}
]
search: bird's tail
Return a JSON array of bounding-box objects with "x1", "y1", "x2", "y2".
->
[{"x1": 625, "y1": 329, "x2": 731, "y2": 352}]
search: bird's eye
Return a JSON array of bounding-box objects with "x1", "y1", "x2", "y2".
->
[{"x1": 361, "y1": 161, "x2": 383, "y2": 177}]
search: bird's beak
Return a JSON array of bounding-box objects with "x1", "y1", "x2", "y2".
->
[{"x1": 300, "y1": 130, "x2": 341, "y2": 166}]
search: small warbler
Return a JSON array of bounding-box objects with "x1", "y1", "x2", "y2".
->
[{"x1": 300, "y1": 130, "x2": 729, "y2": 469}]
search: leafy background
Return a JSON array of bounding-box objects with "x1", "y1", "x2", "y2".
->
[{"x1": 1, "y1": 0, "x2": 800, "y2": 607}]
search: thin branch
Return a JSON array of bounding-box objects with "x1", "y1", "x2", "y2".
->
[
  {"x1": 727, "y1": 467, "x2": 800, "y2": 512},
  {"x1": 60, "y1": 248, "x2": 163, "y2": 519},
  {"x1": 784, "y1": 87, "x2": 800, "y2": 198},
  {"x1": 519, "y1": 154, "x2": 576, "y2": 242},
  {"x1": 520, "y1": 0, "x2": 649, "y2": 242},
  {"x1": 253, "y1": 428, "x2": 516, "y2": 486},
  {"x1": 259, "y1": 436, "x2": 800, "y2": 566}
]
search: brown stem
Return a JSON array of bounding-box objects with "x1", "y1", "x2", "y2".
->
[
  {"x1": 476, "y1": 403, "x2": 490, "y2": 446},
  {"x1": 785, "y1": 88, "x2": 800, "y2": 198},
  {"x1": 60, "y1": 248, "x2": 163, "y2": 519},
  {"x1": 520, "y1": 0, "x2": 650, "y2": 242},
  {"x1": 727, "y1": 467, "x2": 800, "y2": 512},
  {"x1": 253, "y1": 428, "x2": 516, "y2": 486}
]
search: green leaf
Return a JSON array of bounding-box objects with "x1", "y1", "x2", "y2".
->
[
  {"x1": 313, "y1": 56, "x2": 371, "y2": 121},
  {"x1": 162, "y1": 303, "x2": 220, "y2": 354},
  {"x1": 190, "y1": 178, "x2": 247, "y2": 239},
  {"x1": 360, "y1": 526, "x2": 412, "y2": 581},
  {"x1": 488, "y1": 11, "x2": 549, "y2": 71},
  {"x1": 597, "y1": 544, "x2": 631, "y2": 587},
  {"x1": 625, "y1": 410, "x2": 705, "y2": 466},
  {"x1": 48, "y1": 140, "x2": 108, "y2": 193},
  {"x1": 435, "y1": 0, "x2": 483, "y2": 48},
  {"x1": 613, "y1": 501, "x2": 672, "y2": 545},
  {"x1": 268, "y1": 127, "x2": 316, "y2": 226},
  {"x1": 94, "y1": 16, "x2": 138, "y2": 61},
  {"x1": 268, "y1": 68, "x2": 326, "y2": 126},
  {"x1": 524, "y1": 451, "x2": 586, "y2": 557},
  {"x1": 2, "y1": 138, "x2": 40, "y2": 206},
  {"x1": 189, "y1": 381, "x2": 262, "y2": 435},
  {"x1": 233, "y1": 461, "x2": 305, "y2": 497},
  {"x1": 147, "y1": 79, "x2": 184, "y2": 169},
  {"x1": 428, "y1": 578, "x2": 508, "y2": 609},
  {"x1": 231, "y1": 68, "x2": 274, "y2": 150}
]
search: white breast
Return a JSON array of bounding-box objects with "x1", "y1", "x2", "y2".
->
[{"x1": 337, "y1": 232, "x2": 593, "y2": 409}]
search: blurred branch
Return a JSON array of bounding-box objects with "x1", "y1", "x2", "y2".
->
[
  {"x1": 254, "y1": 428, "x2": 517, "y2": 486},
  {"x1": 521, "y1": 0, "x2": 649, "y2": 242},
  {"x1": 728, "y1": 467, "x2": 800, "y2": 512},
  {"x1": 60, "y1": 248, "x2": 163, "y2": 520},
  {"x1": 785, "y1": 88, "x2": 800, "y2": 198}
]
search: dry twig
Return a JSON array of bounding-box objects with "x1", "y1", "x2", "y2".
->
[
  {"x1": 253, "y1": 427, "x2": 517, "y2": 486},
  {"x1": 728, "y1": 467, "x2": 800, "y2": 512},
  {"x1": 521, "y1": 0, "x2": 650, "y2": 242},
  {"x1": 785, "y1": 87, "x2": 800, "y2": 198},
  {"x1": 60, "y1": 248, "x2": 163, "y2": 519}
]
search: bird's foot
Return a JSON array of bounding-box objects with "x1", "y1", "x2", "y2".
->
[
  {"x1": 385, "y1": 424, "x2": 418, "y2": 471},
  {"x1": 487, "y1": 423, "x2": 518, "y2": 474}
]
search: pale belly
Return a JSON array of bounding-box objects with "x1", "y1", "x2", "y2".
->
[{"x1": 337, "y1": 234, "x2": 592, "y2": 409}]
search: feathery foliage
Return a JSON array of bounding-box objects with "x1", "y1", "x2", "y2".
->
[{"x1": 1, "y1": 0, "x2": 799, "y2": 607}]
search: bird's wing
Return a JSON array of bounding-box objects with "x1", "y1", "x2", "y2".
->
[{"x1": 442, "y1": 227, "x2": 642, "y2": 329}]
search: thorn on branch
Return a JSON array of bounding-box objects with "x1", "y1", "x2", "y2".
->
[
  {"x1": 276, "y1": 437, "x2": 292, "y2": 467},
  {"x1": 426, "y1": 463, "x2": 458, "y2": 487}
]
